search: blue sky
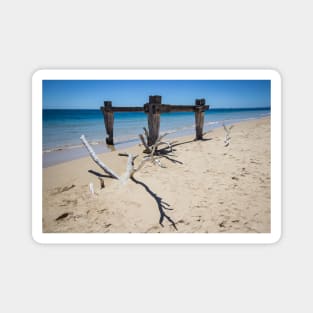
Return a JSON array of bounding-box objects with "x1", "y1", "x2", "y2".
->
[{"x1": 43, "y1": 80, "x2": 270, "y2": 109}]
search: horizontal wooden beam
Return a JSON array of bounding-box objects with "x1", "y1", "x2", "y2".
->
[
  {"x1": 101, "y1": 104, "x2": 209, "y2": 113},
  {"x1": 101, "y1": 106, "x2": 144, "y2": 112},
  {"x1": 101, "y1": 96, "x2": 209, "y2": 146},
  {"x1": 158, "y1": 104, "x2": 209, "y2": 113}
]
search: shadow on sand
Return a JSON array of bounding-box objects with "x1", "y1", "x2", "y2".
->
[
  {"x1": 131, "y1": 177, "x2": 177, "y2": 230},
  {"x1": 88, "y1": 169, "x2": 117, "y2": 179},
  {"x1": 157, "y1": 136, "x2": 212, "y2": 153},
  {"x1": 87, "y1": 135, "x2": 214, "y2": 229}
]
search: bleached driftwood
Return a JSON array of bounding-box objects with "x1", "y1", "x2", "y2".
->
[
  {"x1": 81, "y1": 133, "x2": 170, "y2": 185},
  {"x1": 119, "y1": 153, "x2": 137, "y2": 183},
  {"x1": 139, "y1": 134, "x2": 151, "y2": 153},
  {"x1": 223, "y1": 124, "x2": 234, "y2": 147},
  {"x1": 143, "y1": 132, "x2": 171, "y2": 168},
  {"x1": 119, "y1": 133, "x2": 171, "y2": 179},
  {"x1": 139, "y1": 128, "x2": 173, "y2": 154},
  {"x1": 80, "y1": 135, "x2": 120, "y2": 180},
  {"x1": 143, "y1": 127, "x2": 149, "y2": 142},
  {"x1": 81, "y1": 135, "x2": 130, "y2": 184},
  {"x1": 158, "y1": 141, "x2": 172, "y2": 153},
  {"x1": 119, "y1": 133, "x2": 173, "y2": 181},
  {"x1": 89, "y1": 182, "x2": 95, "y2": 195}
]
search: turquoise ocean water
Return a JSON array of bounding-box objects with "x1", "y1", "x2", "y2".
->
[
  {"x1": 43, "y1": 108, "x2": 270, "y2": 166},
  {"x1": 43, "y1": 108, "x2": 270, "y2": 151}
]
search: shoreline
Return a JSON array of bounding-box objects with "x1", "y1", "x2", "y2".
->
[
  {"x1": 43, "y1": 116, "x2": 271, "y2": 233},
  {"x1": 43, "y1": 114, "x2": 270, "y2": 167}
]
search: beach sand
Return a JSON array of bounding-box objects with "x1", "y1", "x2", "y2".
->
[{"x1": 43, "y1": 117, "x2": 270, "y2": 233}]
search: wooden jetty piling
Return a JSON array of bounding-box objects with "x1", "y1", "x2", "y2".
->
[
  {"x1": 145, "y1": 96, "x2": 161, "y2": 146},
  {"x1": 101, "y1": 101, "x2": 114, "y2": 145},
  {"x1": 100, "y1": 95, "x2": 209, "y2": 146},
  {"x1": 195, "y1": 98, "x2": 206, "y2": 140}
]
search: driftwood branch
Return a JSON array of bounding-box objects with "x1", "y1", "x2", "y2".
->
[
  {"x1": 223, "y1": 124, "x2": 234, "y2": 147},
  {"x1": 142, "y1": 132, "x2": 172, "y2": 168},
  {"x1": 81, "y1": 135, "x2": 133, "y2": 184},
  {"x1": 118, "y1": 154, "x2": 135, "y2": 183},
  {"x1": 80, "y1": 135, "x2": 120, "y2": 180},
  {"x1": 81, "y1": 132, "x2": 173, "y2": 185},
  {"x1": 140, "y1": 127, "x2": 174, "y2": 154},
  {"x1": 143, "y1": 127, "x2": 149, "y2": 142},
  {"x1": 89, "y1": 182, "x2": 95, "y2": 195},
  {"x1": 157, "y1": 141, "x2": 172, "y2": 153},
  {"x1": 150, "y1": 132, "x2": 170, "y2": 155},
  {"x1": 139, "y1": 134, "x2": 151, "y2": 153},
  {"x1": 120, "y1": 132, "x2": 172, "y2": 179}
]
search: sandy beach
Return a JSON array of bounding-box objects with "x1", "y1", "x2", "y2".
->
[{"x1": 43, "y1": 116, "x2": 270, "y2": 233}]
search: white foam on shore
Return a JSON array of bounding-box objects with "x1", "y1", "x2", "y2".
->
[
  {"x1": 43, "y1": 114, "x2": 270, "y2": 167},
  {"x1": 43, "y1": 112, "x2": 270, "y2": 155}
]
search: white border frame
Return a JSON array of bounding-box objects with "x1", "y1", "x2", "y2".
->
[{"x1": 32, "y1": 69, "x2": 281, "y2": 244}]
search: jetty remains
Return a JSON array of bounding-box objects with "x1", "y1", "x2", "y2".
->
[{"x1": 100, "y1": 95, "x2": 209, "y2": 145}]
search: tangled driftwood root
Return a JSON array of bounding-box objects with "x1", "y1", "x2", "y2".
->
[{"x1": 80, "y1": 132, "x2": 173, "y2": 184}]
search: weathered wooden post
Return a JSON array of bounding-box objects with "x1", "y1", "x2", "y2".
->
[
  {"x1": 101, "y1": 101, "x2": 114, "y2": 145},
  {"x1": 194, "y1": 98, "x2": 205, "y2": 140},
  {"x1": 99, "y1": 96, "x2": 208, "y2": 145},
  {"x1": 144, "y1": 95, "x2": 161, "y2": 146}
]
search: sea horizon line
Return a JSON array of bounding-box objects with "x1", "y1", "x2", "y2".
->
[{"x1": 43, "y1": 106, "x2": 271, "y2": 111}]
